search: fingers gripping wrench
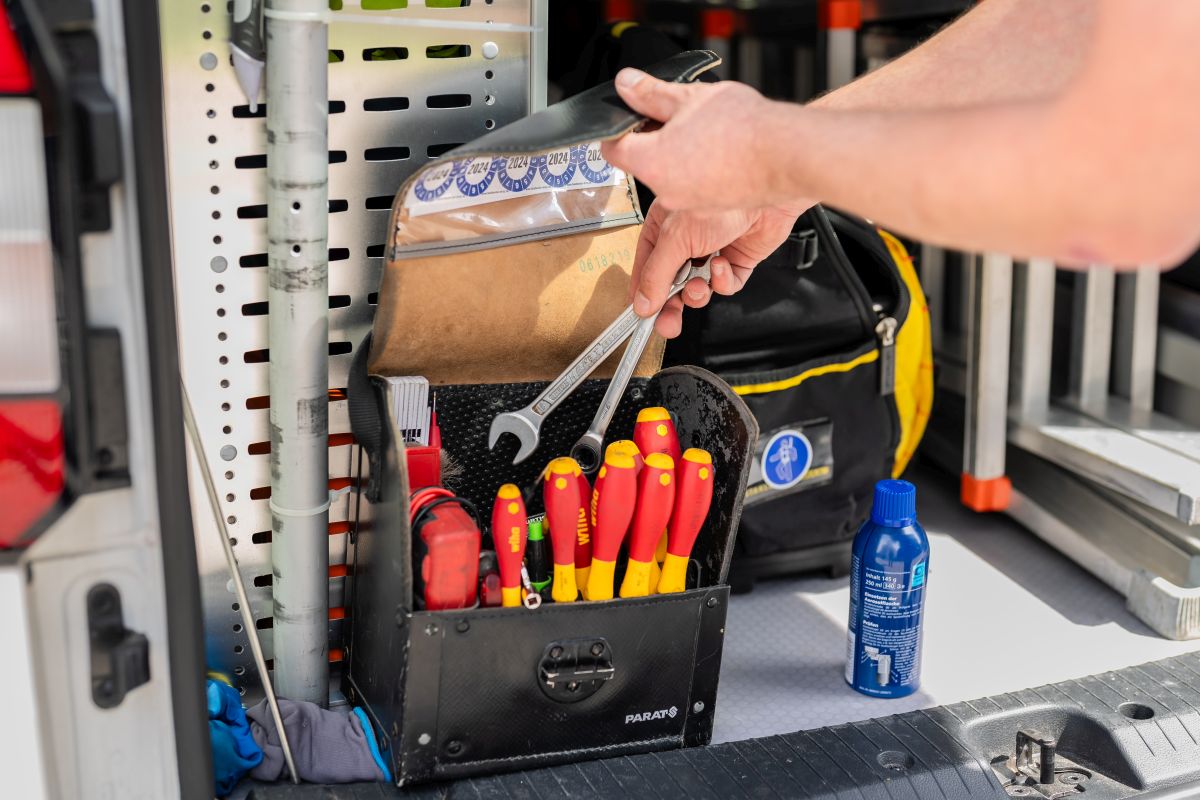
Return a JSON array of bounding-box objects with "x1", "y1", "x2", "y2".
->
[{"x1": 488, "y1": 257, "x2": 713, "y2": 469}]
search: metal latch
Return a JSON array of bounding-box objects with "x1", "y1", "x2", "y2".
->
[
  {"x1": 87, "y1": 583, "x2": 150, "y2": 709},
  {"x1": 537, "y1": 637, "x2": 614, "y2": 703},
  {"x1": 991, "y1": 729, "x2": 1092, "y2": 798}
]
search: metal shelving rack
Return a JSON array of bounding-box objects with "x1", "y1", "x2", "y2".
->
[{"x1": 158, "y1": 0, "x2": 546, "y2": 703}]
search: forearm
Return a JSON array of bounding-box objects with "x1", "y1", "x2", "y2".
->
[
  {"x1": 768, "y1": 100, "x2": 1064, "y2": 258},
  {"x1": 814, "y1": 0, "x2": 1097, "y2": 111},
  {"x1": 765, "y1": 1, "x2": 1200, "y2": 267},
  {"x1": 765, "y1": 90, "x2": 1200, "y2": 266}
]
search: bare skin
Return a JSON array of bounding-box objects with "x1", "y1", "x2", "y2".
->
[{"x1": 602, "y1": 0, "x2": 1200, "y2": 337}]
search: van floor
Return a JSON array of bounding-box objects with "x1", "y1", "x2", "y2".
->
[
  {"x1": 714, "y1": 462, "x2": 1200, "y2": 743},
  {"x1": 242, "y1": 463, "x2": 1200, "y2": 798}
]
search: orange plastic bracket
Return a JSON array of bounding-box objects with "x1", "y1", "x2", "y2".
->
[
  {"x1": 818, "y1": 0, "x2": 862, "y2": 30},
  {"x1": 960, "y1": 473, "x2": 1012, "y2": 513},
  {"x1": 604, "y1": 0, "x2": 638, "y2": 22},
  {"x1": 701, "y1": 9, "x2": 738, "y2": 40}
]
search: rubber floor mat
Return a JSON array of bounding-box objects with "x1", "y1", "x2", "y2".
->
[{"x1": 249, "y1": 651, "x2": 1200, "y2": 799}]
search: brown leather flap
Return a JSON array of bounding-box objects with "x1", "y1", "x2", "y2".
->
[{"x1": 367, "y1": 223, "x2": 663, "y2": 385}]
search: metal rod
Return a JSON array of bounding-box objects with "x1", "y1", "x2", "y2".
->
[
  {"x1": 1010, "y1": 258, "x2": 1056, "y2": 421},
  {"x1": 266, "y1": 0, "x2": 330, "y2": 707},
  {"x1": 824, "y1": 27, "x2": 856, "y2": 90},
  {"x1": 920, "y1": 244, "x2": 945, "y2": 351},
  {"x1": 264, "y1": 7, "x2": 539, "y2": 33},
  {"x1": 963, "y1": 252, "x2": 1013, "y2": 480},
  {"x1": 1112, "y1": 268, "x2": 1159, "y2": 411},
  {"x1": 180, "y1": 383, "x2": 300, "y2": 785},
  {"x1": 1069, "y1": 265, "x2": 1115, "y2": 414}
]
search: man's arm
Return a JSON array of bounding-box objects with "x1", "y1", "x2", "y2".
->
[
  {"x1": 774, "y1": 0, "x2": 1200, "y2": 265},
  {"x1": 814, "y1": 0, "x2": 1097, "y2": 111},
  {"x1": 606, "y1": 0, "x2": 1200, "y2": 285},
  {"x1": 607, "y1": 0, "x2": 1106, "y2": 333}
]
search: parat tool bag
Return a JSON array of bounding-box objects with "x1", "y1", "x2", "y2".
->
[{"x1": 346, "y1": 51, "x2": 759, "y2": 785}]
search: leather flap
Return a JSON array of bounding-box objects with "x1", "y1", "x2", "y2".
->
[
  {"x1": 368, "y1": 50, "x2": 720, "y2": 385},
  {"x1": 395, "y1": 49, "x2": 721, "y2": 213}
]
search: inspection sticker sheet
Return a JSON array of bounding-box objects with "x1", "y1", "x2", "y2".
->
[{"x1": 405, "y1": 142, "x2": 625, "y2": 217}]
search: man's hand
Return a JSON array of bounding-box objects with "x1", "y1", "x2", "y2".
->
[
  {"x1": 601, "y1": 70, "x2": 784, "y2": 212},
  {"x1": 631, "y1": 202, "x2": 807, "y2": 338}
]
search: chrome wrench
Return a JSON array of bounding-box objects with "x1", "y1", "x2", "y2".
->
[{"x1": 488, "y1": 256, "x2": 712, "y2": 467}]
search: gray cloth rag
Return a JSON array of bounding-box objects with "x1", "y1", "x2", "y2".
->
[{"x1": 246, "y1": 699, "x2": 385, "y2": 784}]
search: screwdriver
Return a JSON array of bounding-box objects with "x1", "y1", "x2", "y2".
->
[
  {"x1": 525, "y1": 515, "x2": 551, "y2": 595},
  {"x1": 633, "y1": 407, "x2": 682, "y2": 463},
  {"x1": 657, "y1": 448, "x2": 715, "y2": 594},
  {"x1": 589, "y1": 440, "x2": 642, "y2": 534},
  {"x1": 574, "y1": 472, "x2": 593, "y2": 597},
  {"x1": 544, "y1": 457, "x2": 585, "y2": 603},
  {"x1": 491, "y1": 484, "x2": 528, "y2": 608},
  {"x1": 634, "y1": 409, "x2": 680, "y2": 591},
  {"x1": 619, "y1": 453, "x2": 676, "y2": 598},
  {"x1": 586, "y1": 448, "x2": 638, "y2": 601}
]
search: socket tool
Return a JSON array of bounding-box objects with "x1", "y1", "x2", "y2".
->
[{"x1": 488, "y1": 256, "x2": 713, "y2": 469}]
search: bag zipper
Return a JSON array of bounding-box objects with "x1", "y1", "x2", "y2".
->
[{"x1": 875, "y1": 315, "x2": 897, "y2": 396}]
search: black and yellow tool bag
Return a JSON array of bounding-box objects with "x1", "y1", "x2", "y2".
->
[{"x1": 665, "y1": 207, "x2": 933, "y2": 587}]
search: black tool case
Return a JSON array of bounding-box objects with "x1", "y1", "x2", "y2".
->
[
  {"x1": 341, "y1": 50, "x2": 756, "y2": 785},
  {"x1": 345, "y1": 368, "x2": 756, "y2": 785}
]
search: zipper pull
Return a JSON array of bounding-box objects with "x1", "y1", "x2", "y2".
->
[{"x1": 876, "y1": 317, "x2": 897, "y2": 396}]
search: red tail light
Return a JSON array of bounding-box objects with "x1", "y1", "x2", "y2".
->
[
  {"x1": 0, "y1": 400, "x2": 64, "y2": 546},
  {"x1": 0, "y1": 12, "x2": 63, "y2": 546},
  {"x1": 0, "y1": 5, "x2": 33, "y2": 94}
]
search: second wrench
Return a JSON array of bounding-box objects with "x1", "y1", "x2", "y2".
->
[{"x1": 570, "y1": 256, "x2": 713, "y2": 473}]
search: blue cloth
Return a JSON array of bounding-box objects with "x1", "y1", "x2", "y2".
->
[
  {"x1": 247, "y1": 698, "x2": 387, "y2": 784},
  {"x1": 207, "y1": 679, "x2": 263, "y2": 796},
  {"x1": 352, "y1": 707, "x2": 392, "y2": 782}
]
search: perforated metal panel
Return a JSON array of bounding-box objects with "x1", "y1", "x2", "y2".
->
[{"x1": 159, "y1": 0, "x2": 542, "y2": 701}]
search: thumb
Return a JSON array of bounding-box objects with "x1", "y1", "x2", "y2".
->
[
  {"x1": 614, "y1": 69, "x2": 695, "y2": 122},
  {"x1": 600, "y1": 132, "x2": 661, "y2": 184}
]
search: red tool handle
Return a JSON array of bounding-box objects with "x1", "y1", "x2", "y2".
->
[
  {"x1": 544, "y1": 457, "x2": 584, "y2": 603},
  {"x1": 589, "y1": 440, "x2": 641, "y2": 528},
  {"x1": 619, "y1": 453, "x2": 675, "y2": 598},
  {"x1": 585, "y1": 448, "x2": 638, "y2": 601},
  {"x1": 658, "y1": 448, "x2": 714, "y2": 594},
  {"x1": 634, "y1": 407, "x2": 682, "y2": 463},
  {"x1": 491, "y1": 483, "x2": 527, "y2": 608},
  {"x1": 573, "y1": 472, "x2": 594, "y2": 597}
]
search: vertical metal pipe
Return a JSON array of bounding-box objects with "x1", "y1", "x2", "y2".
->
[
  {"x1": 1112, "y1": 268, "x2": 1159, "y2": 411},
  {"x1": 265, "y1": 0, "x2": 329, "y2": 706},
  {"x1": 824, "y1": 28, "x2": 857, "y2": 90},
  {"x1": 1010, "y1": 258, "x2": 1056, "y2": 421},
  {"x1": 963, "y1": 252, "x2": 1013, "y2": 481},
  {"x1": 1069, "y1": 265, "x2": 1115, "y2": 415},
  {"x1": 920, "y1": 244, "x2": 945, "y2": 351}
]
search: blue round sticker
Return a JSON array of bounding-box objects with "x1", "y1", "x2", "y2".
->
[
  {"x1": 412, "y1": 161, "x2": 462, "y2": 202},
  {"x1": 455, "y1": 157, "x2": 497, "y2": 197},
  {"x1": 538, "y1": 147, "x2": 577, "y2": 187},
  {"x1": 575, "y1": 144, "x2": 612, "y2": 183},
  {"x1": 761, "y1": 430, "x2": 813, "y2": 490},
  {"x1": 495, "y1": 155, "x2": 537, "y2": 192}
]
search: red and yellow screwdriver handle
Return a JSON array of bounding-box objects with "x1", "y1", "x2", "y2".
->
[
  {"x1": 544, "y1": 457, "x2": 584, "y2": 603},
  {"x1": 586, "y1": 448, "x2": 638, "y2": 601},
  {"x1": 634, "y1": 409, "x2": 680, "y2": 594},
  {"x1": 620, "y1": 453, "x2": 676, "y2": 598},
  {"x1": 634, "y1": 407, "x2": 682, "y2": 463},
  {"x1": 658, "y1": 448, "x2": 715, "y2": 594},
  {"x1": 573, "y1": 472, "x2": 593, "y2": 596},
  {"x1": 491, "y1": 484, "x2": 528, "y2": 608}
]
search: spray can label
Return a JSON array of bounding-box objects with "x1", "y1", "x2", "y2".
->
[{"x1": 847, "y1": 554, "x2": 927, "y2": 694}]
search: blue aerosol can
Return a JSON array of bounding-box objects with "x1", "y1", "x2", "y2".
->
[{"x1": 845, "y1": 479, "x2": 929, "y2": 698}]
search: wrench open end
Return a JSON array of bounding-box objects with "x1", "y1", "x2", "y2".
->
[{"x1": 488, "y1": 411, "x2": 541, "y2": 465}]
